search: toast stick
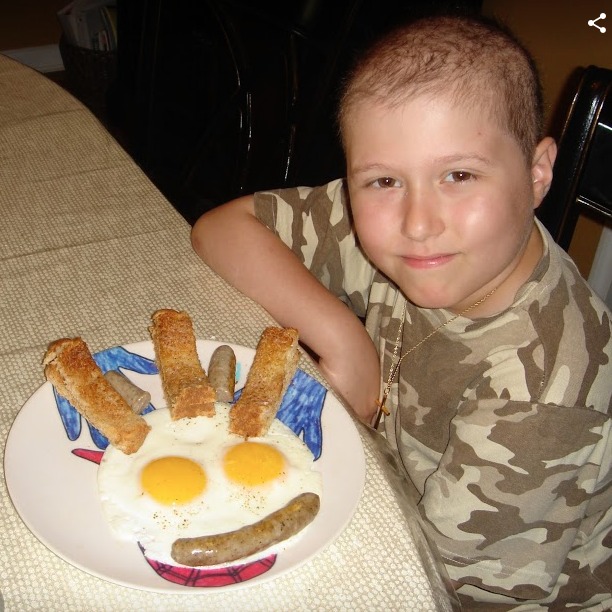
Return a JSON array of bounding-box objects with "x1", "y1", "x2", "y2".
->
[
  {"x1": 43, "y1": 338, "x2": 150, "y2": 454},
  {"x1": 229, "y1": 327, "x2": 299, "y2": 437},
  {"x1": 149, "y1": 309, "x2": 216, "y2": 419}
]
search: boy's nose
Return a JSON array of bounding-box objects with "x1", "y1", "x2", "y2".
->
[{"x1": 399, "y1": 188, "x2": 444, "y2": 241}]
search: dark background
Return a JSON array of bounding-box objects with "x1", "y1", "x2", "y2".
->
[{"x1": 109, "y1": 0, "x2": 483, "y2": 224}]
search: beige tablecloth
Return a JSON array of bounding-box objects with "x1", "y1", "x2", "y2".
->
[{"x1": 0, "y1": 54, "x2": 455, "y2": 611}]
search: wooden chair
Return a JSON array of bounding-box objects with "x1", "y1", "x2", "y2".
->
[{"x1": 537, "y1": 65, "x2": 612, "y2": 251}]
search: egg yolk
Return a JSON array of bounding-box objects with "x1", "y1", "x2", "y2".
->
[
  {"x1": 140, "y1": 456, "x2": 206, "y2": 505},
  {"x1": 223, "y1": 442, "x2": 285, "y2": 486}
]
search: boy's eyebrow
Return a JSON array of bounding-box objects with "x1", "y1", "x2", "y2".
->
[
  {"x1": 432, "y1": 153, "x2": 494, "y2": 167},
  {"x1": 350, "y1": 154, "x2": 494, "y2": 176},
  {"x1": 349, "y1": 163, "x2": 393, "y2": 176}
]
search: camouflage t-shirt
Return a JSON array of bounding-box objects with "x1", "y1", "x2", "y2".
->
[{"x1": 254, "y1": 179, "x2": 612, "y2": 610}]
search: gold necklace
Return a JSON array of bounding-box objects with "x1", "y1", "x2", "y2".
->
[{"x1": 375, "y1": 287, "x2": 498, "y2": 423}]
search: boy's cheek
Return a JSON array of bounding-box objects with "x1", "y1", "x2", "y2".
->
[
  {"x1": 352, "y1": 212, "x2": 380, "y2": 243},
  {"x1": 353, "y1": 223, "x2": 389, "y2": 264}
]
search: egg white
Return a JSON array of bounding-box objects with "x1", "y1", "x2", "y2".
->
[{"x1": 97, "y1": 403, "x2": 322, "y2": 566}]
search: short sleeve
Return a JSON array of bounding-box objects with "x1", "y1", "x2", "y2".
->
[{"x1": 254, "y1": 180, "x2": 376, "y2": 317}]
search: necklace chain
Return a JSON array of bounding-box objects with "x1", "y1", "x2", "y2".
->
[{"x1": 376, "y1": 287, "x2": 498, "y2": 422}]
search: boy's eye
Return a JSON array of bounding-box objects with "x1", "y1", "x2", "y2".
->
[
  {"x1": 443, "y1": 171, "x2": 474, "y2": 183},
  {"x1": 372, "y1": 177, "x2": 400, "y2": 188}
]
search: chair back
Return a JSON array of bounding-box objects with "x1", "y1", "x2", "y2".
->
[{"x1": 538, "y1": 65, "x2": 612, "y2": 251}]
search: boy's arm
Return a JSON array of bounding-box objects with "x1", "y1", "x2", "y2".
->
[{"x1": 191, "y1": 195, "x2": 380, "y2": 423}]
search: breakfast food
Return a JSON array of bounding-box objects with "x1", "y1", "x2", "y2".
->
[
  {"x1": 104, "y1": 370, "x2": 151, "y2": 414},
  {"x1": 171, "y1": 491, "x2": 320, "y2": 566},
  {"x1": 45, "y1": 316, "x2": 318, "y2": 567},
  {"x1": 43, "y1": 338, "x2": 150, "y2": 454},
  {"x1": 97, "y1": 403, "x2": 322, "y2": 566},
  {"x1": 229, "y1": 327, "x2": 299, "y2": 437},
  {"x1": 149, "y1": 309, "x2": 216, "y2": 419},
  {"x1": 207, "y1": 344, "x2": 236, "y2": 402}
]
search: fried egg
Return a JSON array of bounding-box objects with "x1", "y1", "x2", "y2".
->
[{"x1": 97, "y1": 403, "x2": 322, "y2": 565}]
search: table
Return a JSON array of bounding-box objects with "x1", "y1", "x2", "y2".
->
[{"x1": 0, "y1": 54, "x2": 455, "y2": 612}]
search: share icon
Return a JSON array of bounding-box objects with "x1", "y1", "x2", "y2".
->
[{"x1": 588, "y1": 12, "x2": 607, "y2": 33}]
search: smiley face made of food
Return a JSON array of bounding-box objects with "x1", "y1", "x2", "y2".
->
[
  {"x1": 98, "y1": 401, "x2": 322, "y2": 566},
  {"x1": 43, "y1": 312, "x2": 321, "y2": 567}
]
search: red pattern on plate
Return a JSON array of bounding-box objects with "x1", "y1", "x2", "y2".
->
[
  {"x1": 72, "y1": 448, "x2": 104, "y2": 464},
  {"x1": 140, "y1": 544, "x2": 276, "y2": 587}
]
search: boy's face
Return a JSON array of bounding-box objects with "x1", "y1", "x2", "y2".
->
[{"x1": 345, "y1": 95, "x2": 553, "y2": 314}]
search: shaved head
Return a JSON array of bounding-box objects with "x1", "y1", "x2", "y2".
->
[{"x1": 338, "y1": 15, "x2": 544, "y2": 163}]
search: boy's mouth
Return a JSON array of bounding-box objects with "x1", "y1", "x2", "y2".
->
[{"x1": 401, "y1": 253, "x2": 455, "y2": 269}]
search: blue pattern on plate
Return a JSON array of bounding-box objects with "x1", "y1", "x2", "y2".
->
[{"x1": 276, "y1": 370, "x2": 325, "y2": 459}]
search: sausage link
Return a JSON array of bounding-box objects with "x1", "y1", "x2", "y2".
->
[
  {"x1": 171, "y1": 491, "x2": 320, "y2": 566},
  {"x1": 208, "y1": 345, "x2": 236, "y2": 402},
  {"x1": 103, "y1": 370, "x2": 151, "y2": 414}
]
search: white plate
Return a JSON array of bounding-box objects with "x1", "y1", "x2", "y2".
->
[{"x1": 4, "y1": 340, "x2": 365, "y2": 593}]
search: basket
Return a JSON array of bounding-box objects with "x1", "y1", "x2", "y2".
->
[{"x1": 59, "y1": 35, "x2": 117, "y2": 112}]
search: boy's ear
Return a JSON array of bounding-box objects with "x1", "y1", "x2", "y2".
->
[{"x1": 531, "y1": 137, "x2": 557, "y2": 209}]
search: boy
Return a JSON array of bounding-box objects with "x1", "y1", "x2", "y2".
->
[{"x1": 192, "y1": 15, "x2": 612, "y2": 610}]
